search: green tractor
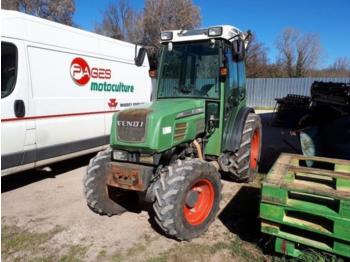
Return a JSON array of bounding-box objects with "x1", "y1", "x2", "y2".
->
[{"x1": 83, "y1": 25, "x2": 262, "y2": 240}]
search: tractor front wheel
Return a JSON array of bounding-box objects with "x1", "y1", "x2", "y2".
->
[
  {"x1": 153, "y1": 159, "x2": 222, "y2": 240},
  {"x1": 83, "y1": 149, "x2": 127, "y2": 216}
]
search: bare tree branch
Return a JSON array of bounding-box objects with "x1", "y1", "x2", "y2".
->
[
  {"x1": 246, "y1": 33, "x2": 269, "y2": 77},
  {"x1": 330, "y1": 57, "x2": 350, "y2": 71},
  {"x1": 276, "y1": 28, "x2": 322, "y2": 77},
  {"x1": 142, "y1": 0, "x2": 201, "y2": 67},
  {"x1": 276, "y1": 28, "x2": 299, "y2": 77},
  {"x1": 95, "y1": 0, "x2": 143, "y2": 43},
  {"x1": 1, "y1": 0, "x2": 75, "y2": 26}
]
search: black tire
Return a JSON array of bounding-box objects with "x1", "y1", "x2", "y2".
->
[
  {"x1": 227, "y1": 113, "x2": 262, "y2": 182},
  {"x1": 83, "y1": 149, "x2": 126, "y2": 216},
  {"x1": 153, "y1": 159, "x2": 222, "y2": 240}
]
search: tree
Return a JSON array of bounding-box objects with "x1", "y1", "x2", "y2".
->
[
  {"x1": 95, "y1": 0, "x2": 201, "y2": 68},
  {"x1": 319, "y1": 57, "x2": 350, "y2": 77},
  {"x1": 295, "y1": 33, "x2": 321, "y2": 76},
  {"x1": 1, "y1": 0, "x2": 20, "y2": 10},
  {"x1": 330, "y1": 57, "x2": 350, "y2": 71},
  {"x1": 275, "y1": 28, "x2": 322, "y2": 77},
  {"x1": 275, "y1": 28, "x2": 298, "y2": 77},
  {"x1": 94, "y1": 0, "x2": 143, "y2": 43},
  {"x1": 245, "y1": 33, "x2": 269, "y2": 77},
  {"x1": 142, "y1": 0, "x2": 201, "y2": 67},
  {"x1": 1, "y1": 0, "x2": 75, "y2": 26}
]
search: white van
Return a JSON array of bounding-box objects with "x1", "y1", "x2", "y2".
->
[{"x1": 1, "y1": 10, "x2": 152, "y2": 175}]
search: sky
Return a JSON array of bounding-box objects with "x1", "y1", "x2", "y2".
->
[{"x1": 74, "y1": 0, "x2": 350, "y2": 68}]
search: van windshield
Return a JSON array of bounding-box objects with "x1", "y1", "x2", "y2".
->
[
  {"x1": 157, "y1": 41, "x2": 220, "y2": 99},
  {"x1": 1, "y1": 42, "x2": 17, "y2": 98}
]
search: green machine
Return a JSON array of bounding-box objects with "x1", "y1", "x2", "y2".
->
[{"x1": 83, "y1": 26, "x2": 262, "y2": 240}]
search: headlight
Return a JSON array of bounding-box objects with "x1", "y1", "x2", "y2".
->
[
  {"x1": 112, "y1": 150, "x2": 128, "y2": 161},
  {"x1": 208, "y1": 27, "x2": 222, "y2": 37},
  {"x1": 160, "y1": 32, "x2": 173, "y2": 41}
]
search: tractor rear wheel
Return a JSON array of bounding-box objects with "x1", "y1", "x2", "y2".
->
[
  {"x1": 228, "y1": 113, "x2": 262, "y2": 182},
  {"x1": 153, "y1": 159, "x2": 222, "y2": 240},
  {"x1": 83, "y1": 149, "x2": 126, "y2": 216}
]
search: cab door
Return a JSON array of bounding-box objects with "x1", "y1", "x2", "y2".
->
[
  {"x1": 1, "y1": 39, "x2": 34, "y2": 172},
  {"x1": 224, "y1": 48, "x2": 240, "y2": 122}
]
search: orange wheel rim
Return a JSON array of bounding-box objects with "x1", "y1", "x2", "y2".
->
[
  {"x1": 250, "y1": 128, "x2": 260, "y2": 170},
  {"x1": 183, "y1": 179, "x2": 215, "y2": 226}
]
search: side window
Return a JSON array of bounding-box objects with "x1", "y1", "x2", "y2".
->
[
  {"x1": 1, "y1": 42, "x2": 18, "y2": 98},
  {"x1": 224, "y1": 48, "x2": 239, "y2": 120},
  {"x1": 238, "y1": 61, "x2": 246, "y2": 97},
  {"x1": 226, "y1": 48, "x2": 238, "y2": 98}
]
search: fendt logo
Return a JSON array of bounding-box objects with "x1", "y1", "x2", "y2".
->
[
  {"x1": 70, "y1": 57, "x2": 111, "y2": 85},
  {"x1": 117, "y1": 121, "x2": 144, "y2": 128}
]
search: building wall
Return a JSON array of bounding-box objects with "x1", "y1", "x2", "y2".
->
[
  {"x1": 246, "y1": 77, "x2": 350, "y2": 108},
  {"x1": 151, "y1": 77, "x2": 350, "y2": 108}
]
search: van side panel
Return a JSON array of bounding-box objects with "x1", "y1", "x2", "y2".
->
[
  {"x1": 28, "y1": 45, "x2": 106, "y2": 158},
  {"x1": 27, "y1": 44, "x2": 151, "y2": 162}
]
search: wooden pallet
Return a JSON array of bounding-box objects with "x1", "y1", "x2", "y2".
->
[
  {"x1": 260, "y1": 153, "x2": 350, "y2": 258},
  {"x1": 260, "y1": 202, "x2": 350, "y2": 242},
  {"x1": 262, "y1": 221, "x2": 350, "y2": 258},
  {"x1": 262, "y1": 153, "x2": 350, "y2": 219}
]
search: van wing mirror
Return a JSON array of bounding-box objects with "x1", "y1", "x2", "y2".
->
[
  {"x1": 149, "y1": 69, "x2": 157, "y2": 78},
  {"x1": 135, "y1": 47, "x2": 147, "y2": 67},
  {"x1": 232, "y1": 39, "x2": 245, "y2": 61}
]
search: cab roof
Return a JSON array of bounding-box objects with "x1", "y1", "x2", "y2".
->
[{"x1": 160, "y1": 25, "x2": 246, "y2": 43}]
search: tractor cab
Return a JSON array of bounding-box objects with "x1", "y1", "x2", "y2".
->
[{"x1": 155, "y1": 26, "x2": 251, "y2": 156}]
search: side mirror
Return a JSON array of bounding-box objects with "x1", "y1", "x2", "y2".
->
[
  {"x1": 135, "y1": 47, "x2": 147, "y2": 67},
  {"x1": 206, "y1": 101, "x2": 220, "y2": 129},
  {"x1": 232, "y1": 39, "x2": 245, "y2": 61},
  {"x1": 149, "y1": 69, "x2": 157, "y2": 78}
]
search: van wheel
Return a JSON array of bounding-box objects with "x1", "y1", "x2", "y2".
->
[
  {"x1": 227, "y1": 113, "x2": 262, "y2": 182},
  {"x1": 83, "y1": 149, "x2": 126, "y2": 216},
  {"x1": 153, "y1": 159, "x2": 222, "y2": 240}
]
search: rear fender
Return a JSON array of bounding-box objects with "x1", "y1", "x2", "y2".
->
[{"x1": 222, "y1": 107, "x2": 254, "y2": 152}]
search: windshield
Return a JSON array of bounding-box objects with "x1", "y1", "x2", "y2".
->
[{"x1": 157, "y1": 41, "x2": 220, "y2": 99}]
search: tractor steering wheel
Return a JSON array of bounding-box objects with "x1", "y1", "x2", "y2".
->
[{"x1": 199, "y1": 84, "x2": 214, "y2": 96}]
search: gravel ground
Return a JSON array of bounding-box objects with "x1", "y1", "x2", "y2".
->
[
  {"x1": 2, "y1": 163, "x2": 262, "y2": 261},
  {"x1": 1, "y1": 112, "x2": 300, "y2": 261}
]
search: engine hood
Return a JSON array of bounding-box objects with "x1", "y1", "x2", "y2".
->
[{"x1": 110, "y1": 98, "x2": 206, "y2": 153}]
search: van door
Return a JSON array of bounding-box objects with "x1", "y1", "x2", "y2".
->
[
  {"x1": 28, "y1": 46, "x2": 105, "y2": 161},
  {"x1": 1, "y1": 40, "x2": 35, "y2": 172}
]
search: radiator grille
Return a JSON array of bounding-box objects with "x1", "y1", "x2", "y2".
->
[
  {"x1": 117, "y1": 109, "x2": 151, "y2": 142},
  {"x1": 174, "y1": 123, "x2": 187, "y2": 141}
]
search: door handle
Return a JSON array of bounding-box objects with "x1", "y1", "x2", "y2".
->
[
  {"x1": 240, "y1": 90, "x2": 245, "y2": 100},
  {"x1": 228, "y1": 95, "x2": 239, "y2": 106},
  {"x1": 14, "y1": 99, "x2": 25, "y2": 117}
]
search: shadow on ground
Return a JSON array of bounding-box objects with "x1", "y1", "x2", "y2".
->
[
  {"x1": 219, "y1": 112, "x2": 302, "y2": 251},
  {"x1": 218, "y1": 185, "x2": 276, "y2": 256},
  {"x1": 1, "y1": 153, "x2": 96, "y2": 193},
  {"x1": 219, "y1": 186, "x2": 261, "y2": 242},
  {"x1": 259, "y1": 112, "x2": 302, "y2": 173}
]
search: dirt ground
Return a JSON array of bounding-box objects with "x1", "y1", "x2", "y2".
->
[{"x1": 1, "y1": 113, "x2": 301, "y2": 261}]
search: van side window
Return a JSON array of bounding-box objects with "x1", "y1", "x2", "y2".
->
[{"x1": 1, "y1": 42, "x2": 18, "y2": 98}]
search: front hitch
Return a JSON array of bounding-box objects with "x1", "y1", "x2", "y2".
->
[{"x1": 106, "y1": 162, "x2": 154, "y2": 191}]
